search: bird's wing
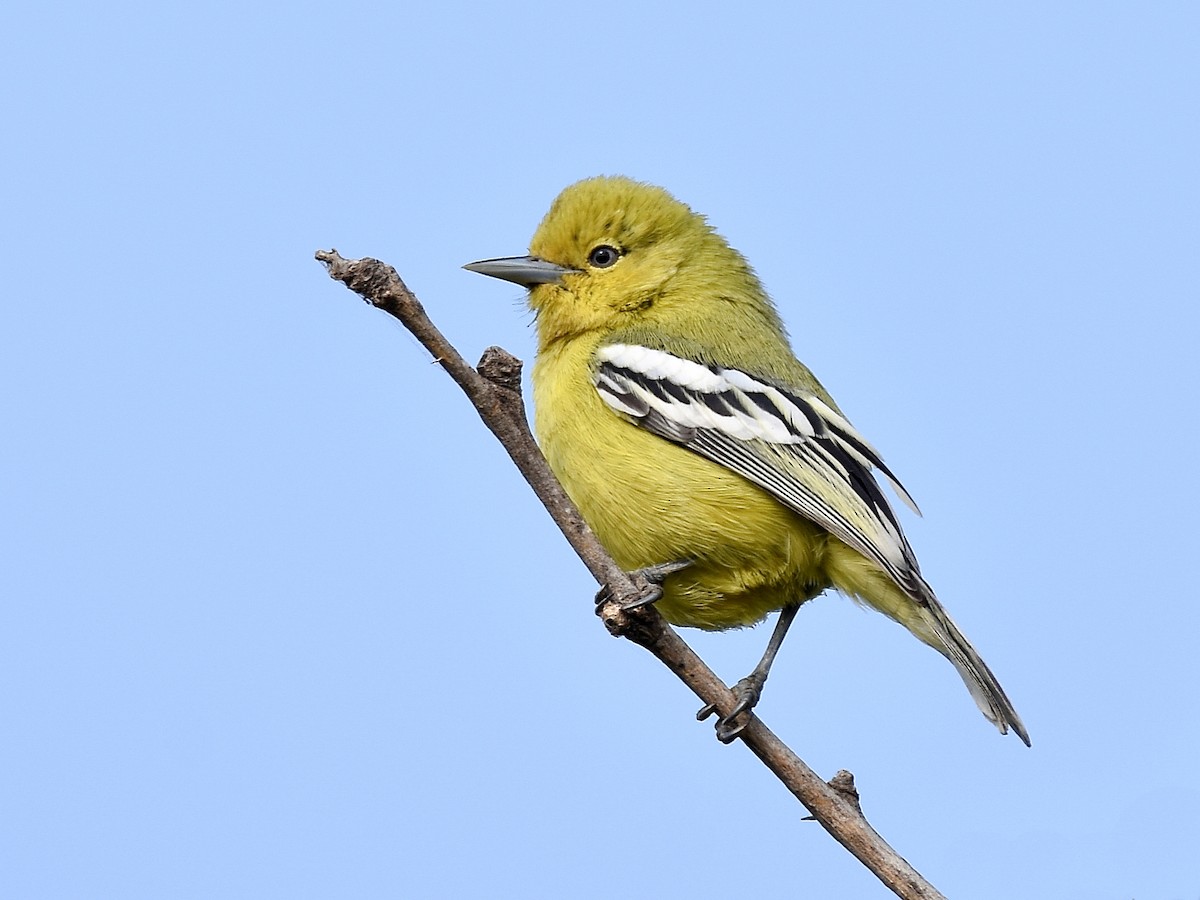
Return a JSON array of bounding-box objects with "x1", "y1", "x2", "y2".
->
[{"x1": 593, "y1": 342, "x2": 928, "y2": 599}]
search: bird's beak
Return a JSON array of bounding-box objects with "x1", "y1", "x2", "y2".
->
[{"x1": 463, "y1": 255, "x2": 578, "y2": 287}]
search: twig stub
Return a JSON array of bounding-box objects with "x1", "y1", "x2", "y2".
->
[{"x1": 477, "y1": 347, "x2": 523, "y2": 392}]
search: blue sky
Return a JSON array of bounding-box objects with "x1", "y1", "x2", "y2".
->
[{"x1": 3, "y1": 3, "x2": 1198, "y2": 898}]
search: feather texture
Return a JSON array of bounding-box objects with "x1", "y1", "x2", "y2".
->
[{"x1": 595, "y1": 343, "x2": 921, "y2": 587}]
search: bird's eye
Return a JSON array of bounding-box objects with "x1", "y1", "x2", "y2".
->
[{"x1": 587, "y1": 245, "x2": 621, "y2": 268}]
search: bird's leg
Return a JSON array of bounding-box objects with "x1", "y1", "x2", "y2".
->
[
  {"x1": 594, "y1": 559, "x2": 692, "y2": 613},
  {"x1": 698, "y1": 603, "x2": 801, "y2": 743}
]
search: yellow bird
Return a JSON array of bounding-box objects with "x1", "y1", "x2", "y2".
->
[{"x1": 466, "y1": 176, "x2": 1028, "y2": 745}]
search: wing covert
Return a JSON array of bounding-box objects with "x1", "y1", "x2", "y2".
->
[{"x1": 594, "y1": 343, "x2": 927, "y2": 599}]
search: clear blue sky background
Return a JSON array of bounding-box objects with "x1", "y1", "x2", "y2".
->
[{"x1": 3, "y1": 3, "x2": 1198, "y2": 898}]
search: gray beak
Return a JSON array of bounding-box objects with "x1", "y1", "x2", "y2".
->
[{"x1": 463, "y1": 255, "x2": 577, "y2": 287}]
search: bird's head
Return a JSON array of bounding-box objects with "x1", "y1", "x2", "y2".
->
[{"x1": 466, "y1": 176, "x2": 775, "y2": 349}]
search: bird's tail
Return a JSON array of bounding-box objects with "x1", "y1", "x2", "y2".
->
[
  {"x1": 825, "y1": 547, "x2": 1029, "y2": 744},
  {"x1": 914, "y1": 587, "x2": 1030, "y2": 746}
]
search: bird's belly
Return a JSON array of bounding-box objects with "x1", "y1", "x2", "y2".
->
[{"x1": 538, "y1": 384, "x2": 828, "y2": 630}]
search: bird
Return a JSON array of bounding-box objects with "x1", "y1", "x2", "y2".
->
[{"x1": 464, "y1": 176, "x2": 1028, "y2": 745}]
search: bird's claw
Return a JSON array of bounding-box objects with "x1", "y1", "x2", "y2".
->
[
  {"x1": 594, "y1": 559, "x2": 691, "y2": 614},
  {"x1": 696, "y1": 676, "x2": 763, "y2": 743}
]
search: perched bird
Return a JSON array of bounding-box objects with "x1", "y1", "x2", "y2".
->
[{"x1": 465, "y1": 176, "x2": 1028, "y2": 745}]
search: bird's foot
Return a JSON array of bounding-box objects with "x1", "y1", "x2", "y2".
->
[
  {"x1": 697, "y1": 674, "x2": 764, "y2": 744},
  {"x1": 594, "y1": 559, "x2": 691, "y2": 615}
]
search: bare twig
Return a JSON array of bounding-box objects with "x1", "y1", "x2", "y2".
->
[{"x1": 315, "y1": 249, "x2": 947, "y2": 900}]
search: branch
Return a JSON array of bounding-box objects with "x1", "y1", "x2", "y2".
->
[{"x1": 315, "y1": 249, "x2": 947, "y2": 900}]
